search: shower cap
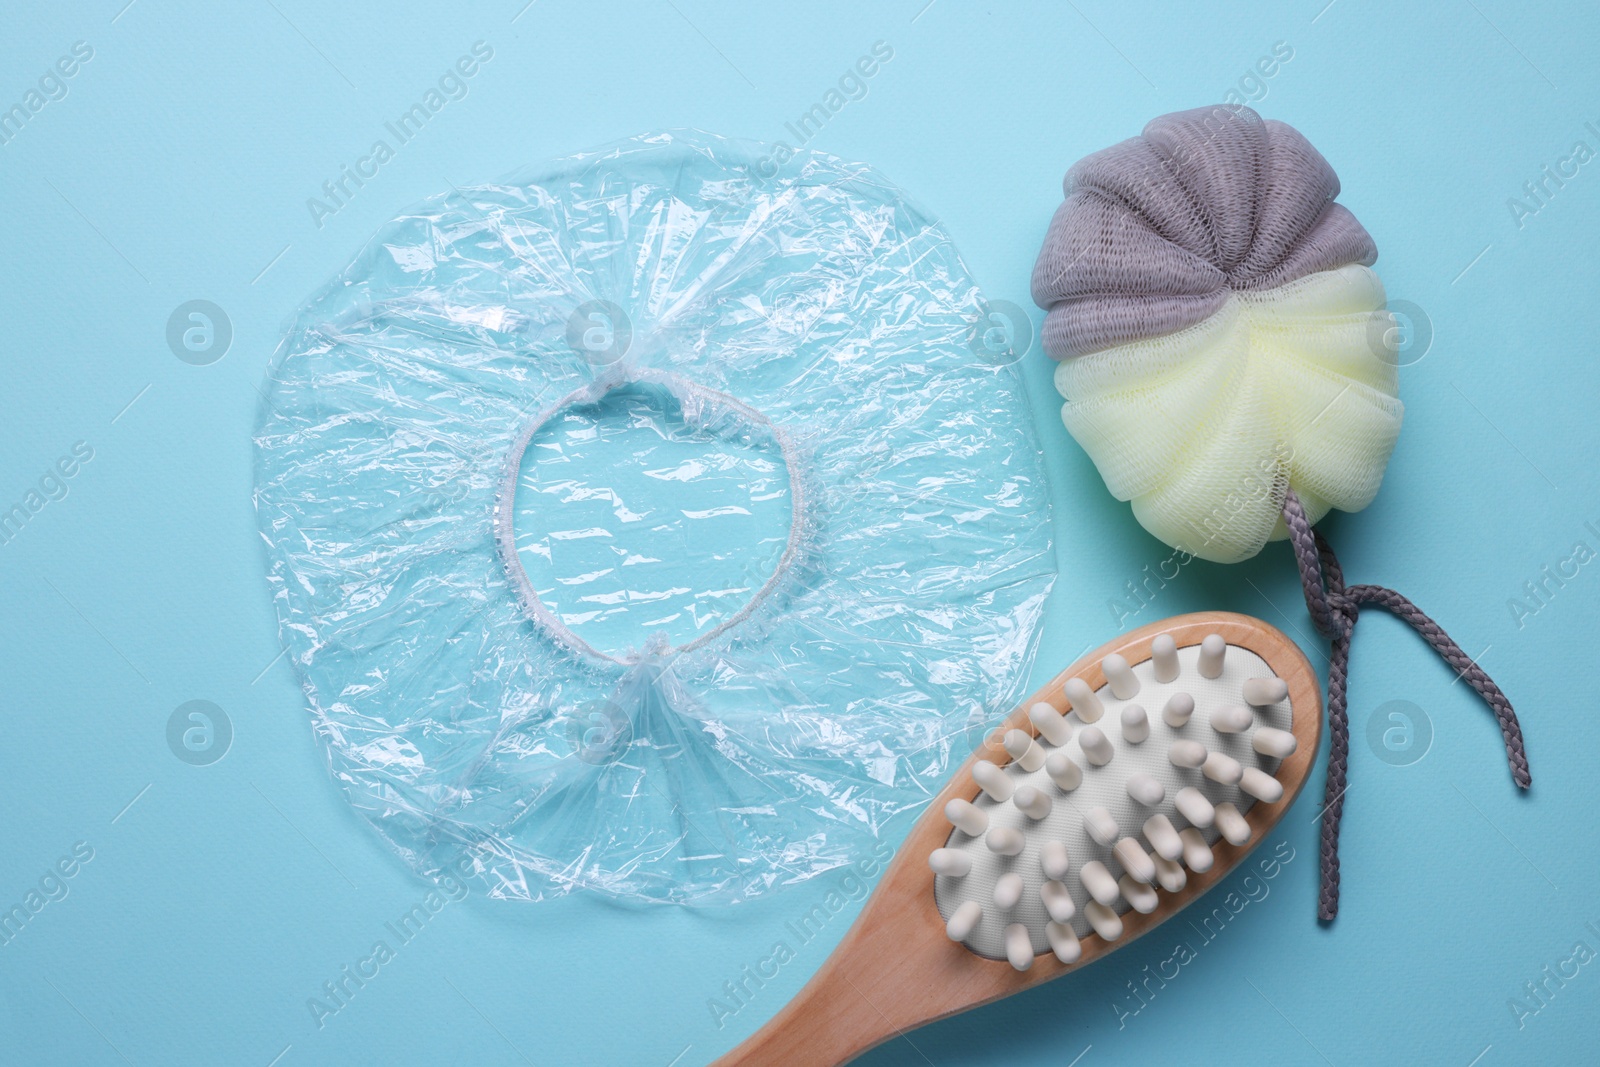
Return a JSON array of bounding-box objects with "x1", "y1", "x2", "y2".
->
[
  {"x1": 254, "y1": 131, "x2": 1055, "y2": 904},
  {"x1": 1032, "y1": 105, "x2": 1404, "y2": 563}
]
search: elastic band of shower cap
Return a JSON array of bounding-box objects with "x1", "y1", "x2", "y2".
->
[
  {"x1": 494, "y1": 367, "x2": 809, "y2": 667},
  {"x1": 252, "y1": 129, "x2": 1057, "y2": 905}
]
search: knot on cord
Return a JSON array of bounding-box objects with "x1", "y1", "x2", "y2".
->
[{"x1": 1280, "y1": 490, "x2": 1531, "y2": 922}]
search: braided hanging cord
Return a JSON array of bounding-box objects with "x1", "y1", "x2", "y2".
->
[{"x1": 1280, "y1": 490, "x2": 1531, "y2": 920}]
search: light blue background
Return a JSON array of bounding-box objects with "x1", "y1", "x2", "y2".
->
[{"x1": 2, "y1": 1, "x2": 1596, "y2": 1064}]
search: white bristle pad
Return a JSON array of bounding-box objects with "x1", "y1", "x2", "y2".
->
[
  {"x1": 1005, "y1": 923, "x2": 1033, "y2": 971},
  {"x1": 1242, "y1": 676, "x2": 1289, "y2": 706},
  {"x1": 1102, "y1": 653, "x2": 1140, "y2": 700},
  {"x1": 1252, "y1": 726, "x2": 1298, "y2": 759},
  {"x1": 1126, "y1": 773, "x2": 1165, "y2": 807},
  {"x1": 1174, "y1": 786, "x2": 1215, "y2": 827},
  {"x1": 1113, "y1": 838, "x2": 1156, "y2": 884},
  {"x1": 987, "y1": 826, "x2": 1025, "y2": 856},
  {"x1": 1013, "y1": 785, "x2": 1053, "y2": 820},
  {"x1": 1197, "y1": 634, "x2": 1226, "y2": 678},
  {"x1": 1004, "y1": 729, "x2": 1046, "y2": 772},
  {"x1": 1046, "y1": 921, "x2": 1082, "y2": 964},
  {"x1": 1179, "y1": 828, "x2": 1215, "y2": 872},
  {"x1": 994, "y1": 872, "x2": 1024, "y2": 909},
  {"x1": 1079, "y1": 860, "x2": 1120, "y2": 906},
  {"x1": 1061, "y1": 678, "x2": 1104, "y2": 723},
  {"x1": 1119, "y1": 875, "x2": 1159, "y2": 914},
  {"x1": 945, "y1": 798, "x2": 988, "y2": 836},
  {"x1": 1168, "y1": 740, "x2": 1207, "y2": 769},
  {"x1": 1142, "y1": 814, "x2": 1182, "y2": 860},
  {"x1": 1029, "y1": 702, "x2": 1073, "y2": 746},
  {"x1": 1045, "y1": 750, "x2": 1083, "y2": 791},
  {"x1": 1084, "y1": 901, "x2": 1124, "y2": 941},
  {"x1": 1214, "y1": 803, "x2": 1252, "y2": 846},
  {"x1": 1080, "y1": 726, "x2": 1114, "y2": 766},
  {"x1": 1084, "y1": 807, "x2": 1119, "y2": 846},
  {"x1": 972, "y1": 760, "x2": 1014, "y2": 802},
  {"x1": 946, "y1": 900, "x2": 983, "y2": 941},
  {"x1": 934, "y1": 638, "x2": 1291, "y2": 961},
  {"x1": 1150, "y1": 634, "x2": 1180, "y2": 683},
  {"x1": 1163, "y1": 692, "x2": 1195, "y2": 728},
  {"x1": 930, "y1": 849, "x2": 972, "y2": 877},
  {"x1": 1120, "y1": 704, "x2": 1150, "y2": 744},
  {"x1": 1153, "y1": 854, "x2": 1187, "y2": 893},
  {"x1": 1210, "y1": 704, "x2": 1253, "y2": 734},
  {"x1": 1239, "y1": 767, "x2": 1284, "y2": 804},
  {"x1": 1040, "y1": 841, "x2": 1071, "y2": 880},
  {"x1": 1041, "y1": 880, "x2": 1076, "y2": 923}
]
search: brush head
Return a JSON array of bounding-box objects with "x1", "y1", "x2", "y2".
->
[{"x1": 934, "y1": 623, "x2": 1304, "y2": 968}]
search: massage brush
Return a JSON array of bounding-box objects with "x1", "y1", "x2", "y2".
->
[{"x1": 714, "y1": 612, "x2": 1320, "y2": 1066}]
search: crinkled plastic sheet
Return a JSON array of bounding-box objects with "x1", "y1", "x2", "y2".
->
[{"x1": 253, "y1": 130, "x2": 1056, "y2": 904}]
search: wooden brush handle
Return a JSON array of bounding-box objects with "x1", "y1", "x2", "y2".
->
[
  {"x1": 710, "y1": 947, "x2": 915, "y2": 1066},
  {"x1": 713, "y1": 845, "x2": 1001, "y2": 1066}
]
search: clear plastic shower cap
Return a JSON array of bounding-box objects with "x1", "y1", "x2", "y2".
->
[{"x1": 254, "y1": 131, "x2": 1055, "y2": 904}]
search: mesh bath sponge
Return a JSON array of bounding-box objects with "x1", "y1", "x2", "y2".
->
[
  {"x1": 1032, "y1": 104, "x2": 1402, "y2": 564},
  {"x1": 1031, "y1": 107, "x2": 1530, "y2": 921}
]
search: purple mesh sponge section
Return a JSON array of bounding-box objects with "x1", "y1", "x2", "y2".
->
[{"x1": 1031, "y1": 105, "x2": 1378, "y2": 359}]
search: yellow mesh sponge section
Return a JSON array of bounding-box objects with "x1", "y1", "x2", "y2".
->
[{"x1": 1055, "y1": 265, "x2": 1403, "y2": 563}]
